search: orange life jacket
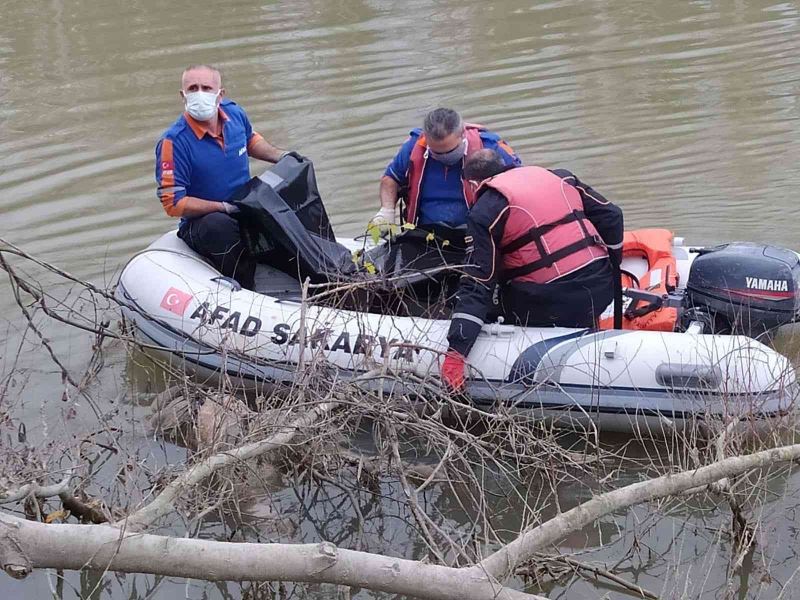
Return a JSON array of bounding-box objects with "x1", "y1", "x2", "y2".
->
[
  {"x1": 404, "y1": 123, "x2": 485, "y2": 225},
  {"x1": 598, "y1": 228, "x2": 679, "y2": 331},
  {"x1": 482, "y1": 166, "x2": 608, "y2": 284}
]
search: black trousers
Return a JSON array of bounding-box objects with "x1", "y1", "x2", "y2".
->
[
  {"x1": 501, "y1": 274, "x2": 613, "y2": 329},
  {"x1": 178, "y1": 213, "x2": 256, "y2": 290}
]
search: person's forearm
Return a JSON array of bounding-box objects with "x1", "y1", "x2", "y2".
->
[
  {"x1": 379, "y1": 176, "x2": 399, "y2": 210},
  {"x1": 447, "y1": 279, "x2": 492, "y2": 357},
  {"x1": 176, "y1": 196, "x2": 227, "y2": 219},
  {"x1": 248, "y1": 136, "x2": 285, "y2": 163}
]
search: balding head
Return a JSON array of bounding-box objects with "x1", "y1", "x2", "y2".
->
[
  {"x1": 464, "y1": 149, "x2": 505, "y2": 182},
  {"x1": 180, "y1": 65, "x2": 223, "y2": 93}
]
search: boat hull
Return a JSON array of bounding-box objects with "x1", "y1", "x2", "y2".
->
[{"x1": 116, "y1": 232, "x2": 798, "y2": 433}]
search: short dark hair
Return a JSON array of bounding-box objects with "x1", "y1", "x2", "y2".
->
[
  {"x1": 464, "y1": 149, "x2": 505, "y2": 181},
  {"x1": 423, "y1": 108, "x2": 463, "y2": 141}
]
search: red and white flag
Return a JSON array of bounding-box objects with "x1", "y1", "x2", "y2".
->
[{"x1": 160, "y1": 287, "x2": 193, "y2": 316}]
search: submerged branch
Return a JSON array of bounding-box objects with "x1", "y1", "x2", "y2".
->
[{"x1": 120, "y1": 400, "x2": 337, "y2": 531}]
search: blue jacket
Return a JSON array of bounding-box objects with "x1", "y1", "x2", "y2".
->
[{"x1": 155, "y1": 98, "x2": 256, "y2": 221}]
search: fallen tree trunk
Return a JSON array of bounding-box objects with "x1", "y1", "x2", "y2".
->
[
  {"x1": 4, "y1": 443, "x2": 800, "y2": 599},
  {"x1": 474, "y1": 443, "x2": 800, "y2": 581},
  {"x1": 0, "y1": 513, "x2": 545, "y2": 600}
]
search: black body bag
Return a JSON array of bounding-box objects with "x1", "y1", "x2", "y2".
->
[{"x1": 229, "y1": 156, "x2": 358, "y2": 284}]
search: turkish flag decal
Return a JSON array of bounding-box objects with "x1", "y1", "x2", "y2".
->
[{"x1": 160, "y1": 287, "x2": 193, "y2": 316}]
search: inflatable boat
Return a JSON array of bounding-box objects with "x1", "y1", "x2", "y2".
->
[{"x1": 116, "y1": 158, "x2": 800, "y2": 432}]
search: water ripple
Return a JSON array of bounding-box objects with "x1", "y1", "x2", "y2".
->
[{"x1": 0, "y1": 0, "x2": 798, "y2": 293}]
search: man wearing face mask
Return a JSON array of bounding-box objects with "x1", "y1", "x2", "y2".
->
[
  {"x1": 371, "y1": 108, "x2": 521, "y2": 230},
  {"x1": 155, "y1": 64, "x2": 299, "y2": 289}
]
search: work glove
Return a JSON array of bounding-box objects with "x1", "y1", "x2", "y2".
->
[
  {"x1": 368, "y1": 206, "x2": 396, "y2": 235},
  {"x1": 221, "y1": 201, "x2": 240, "y2": 215},
  {"x1": 441, "y1": 349, "x2": 467, "y2": 392},
  {"x1": 279, "y1": 150, "x2": 307, "y2": 162}
]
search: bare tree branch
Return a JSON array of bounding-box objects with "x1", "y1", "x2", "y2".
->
[
  {"x1": 475, "y1": 443, "x2": 800, "y2": 581},
  {"x1": 0, "y1": 470, "x2": 74, "y2": 505},
  {"x1": 120, "y1": 400, "x2": 337, "y2": 531}
]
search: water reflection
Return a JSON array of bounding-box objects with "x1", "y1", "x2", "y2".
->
[{"x1": 2, "y1": 0, "x2": 800, "y2": 598}]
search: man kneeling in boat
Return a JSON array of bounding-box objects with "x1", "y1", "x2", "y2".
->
[
  {"x1": 155, "y1": 64, "x2": 303, "y2": 289},
  {"x1": 441, "y1": 149, "x2": 624, "y2": 390}
]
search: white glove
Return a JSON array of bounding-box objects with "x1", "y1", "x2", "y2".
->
[
  {"x1": 370, "y1": 206, "x2": 396, "y2": 226},
  {"x1": 221, "y1": 202, "x2": 240, "y2": 215}
]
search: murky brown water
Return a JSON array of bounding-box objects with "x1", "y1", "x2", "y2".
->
[{"x1": 2, "y1": 1, "x2": 800, "y2": 598}]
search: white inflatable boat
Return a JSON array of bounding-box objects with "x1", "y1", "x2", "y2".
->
[{"x1": 115, "y1": 160, "x2": 800, "y2": 432}]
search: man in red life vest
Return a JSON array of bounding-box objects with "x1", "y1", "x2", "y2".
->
[
  {"x1": 441, "y1": 149, "x2": 624, "y2": 391},
  {"x1": 371, "y1": 108, "x2": 520, "y2": 229}
]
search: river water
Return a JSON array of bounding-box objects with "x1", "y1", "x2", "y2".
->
[{"x1": 1, "y1": 1, "x2": 799, "y2": 598}]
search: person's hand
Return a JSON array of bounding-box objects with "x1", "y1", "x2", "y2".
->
[
  {"x1": 366, "y1": 207, "x2": 397, "y2": 242},
  {"x1": 279, "y1": 150, "x2": 307, "y2": 162},
  {"x1": 369, "y1": 207, "x2": 396, "y2": 229},
  {"x1": 221, "y1": 202, "x2": 240, "y2": 215},
  {"x1": 441, "y1": 350, "x2": 467, "y2": 392}
]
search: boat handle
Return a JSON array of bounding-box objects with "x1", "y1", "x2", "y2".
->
[{"x1": 211, "y1": 276, "x2": 242, "y2": 292}]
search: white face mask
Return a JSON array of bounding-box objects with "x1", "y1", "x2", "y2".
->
[{"x1": 184, "y1": 90, "x2": 219, "y2": 121}]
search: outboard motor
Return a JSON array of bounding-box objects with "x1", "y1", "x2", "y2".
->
[{"x1": 684, "y1": 242, "x2": 800, "y2": 337}]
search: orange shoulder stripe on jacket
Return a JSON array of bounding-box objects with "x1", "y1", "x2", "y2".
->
[
  {"x1": 247, "y1": 131, "x2": 264, "y2": 152},
  {"x1": 158, "y1": 139, "x2": 186, "y2": 218},
  {"x1": 497, "y1": 140, "x2": 515, "y2": 155}
]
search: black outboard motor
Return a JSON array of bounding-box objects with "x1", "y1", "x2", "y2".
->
[{"x1": 684, "y1": 242, "x2": 800, "y2": 337}]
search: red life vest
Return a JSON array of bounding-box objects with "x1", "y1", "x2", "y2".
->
[
  {"x1": 403, "y1": 123, "x2": 485, "y2": 225},
  {"x1": 482, "y1": 166, "x2": 609, "y2": 284}
]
